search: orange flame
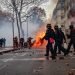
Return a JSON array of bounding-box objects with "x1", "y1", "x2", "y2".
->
[{"x1": 32, "y1": 31, "x2": 47, "y2": 48}]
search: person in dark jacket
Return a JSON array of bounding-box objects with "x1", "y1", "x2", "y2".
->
[
  {"x1": 67, "y1": 24, "x2": 75, "y2": 53},
  {"x1": 54, "y1": 25, "x2": 67, "y2": 56},
  {"x1": 57, "y1": 28, "x2": 66, "y2": 54},
  {"x1": 20, "y1": 38, "x2": 24, "y2": 48},
  {"x1": 27, "y1": 37, "x2": 33, "y2": 49},
  {"x1": 42, "y1": 24, "x2": 55, "y2": 59}
]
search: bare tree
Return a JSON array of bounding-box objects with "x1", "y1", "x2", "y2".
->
[{"x1": 0, "y1": 0, "x2": 48, "y2": 47}]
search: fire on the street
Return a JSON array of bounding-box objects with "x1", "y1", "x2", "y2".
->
[{"x1": 32, "y1": 31, "x2": 47, "y2": 48}]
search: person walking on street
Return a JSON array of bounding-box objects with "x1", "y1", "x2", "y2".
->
[
  {"x1": 42, "y1": 24, "x2": 55, "y2": 59},
  {"x1": 57, "y1": 28, "x2": 66, "y2": 54},
  {"x1": 54, "y1": 25, "x2": 67, "y2": 56},
  {"x1": 67, "y1": 24, "x2": 75, "y2": 54}
]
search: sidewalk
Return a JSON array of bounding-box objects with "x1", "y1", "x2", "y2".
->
[{"x1": 0, "y1": 47, "x2": 19, "y2": 54}]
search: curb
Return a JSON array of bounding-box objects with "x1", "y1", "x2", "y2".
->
[{"x1": 0, "y1": 48, "x2": 19, "y2": 55}]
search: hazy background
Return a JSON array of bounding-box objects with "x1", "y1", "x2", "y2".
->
[{"x1": 0, "y1": 0, "x2": 58, "y2": 46}]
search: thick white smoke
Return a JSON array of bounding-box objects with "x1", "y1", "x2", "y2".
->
[{"x1": 0, "y1": 0, "x2": 58, "y2": 46}]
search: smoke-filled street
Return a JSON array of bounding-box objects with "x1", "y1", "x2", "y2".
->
[
  {"x1": 0, "y1": 48, "x2": 75, "y2": 75},
  {"x1": 0, "y1": 0, "x2": 75, "y2": 75}
]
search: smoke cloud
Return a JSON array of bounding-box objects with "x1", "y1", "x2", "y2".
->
[
  {"x1": 52, "y1": 0, "x2": 58, "y2": 4},
  {"x1": 0, "y1": 0, "x2": 58, "y2": 46}
]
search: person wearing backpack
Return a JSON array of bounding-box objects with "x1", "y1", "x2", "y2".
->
[
  {"x1": 54, "y1": 25, "x2": 67, "y2": 56},
  {"x1": 41, "y1": 24, "x2": 55, "y2": 59},
  {"x1": 67, "y1": 24, "x2": 75, "y2": 54}
]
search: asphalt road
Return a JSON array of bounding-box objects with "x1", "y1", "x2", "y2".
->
[{"x1": 0, "y1": 48, "x2": 75, "y2": 75}]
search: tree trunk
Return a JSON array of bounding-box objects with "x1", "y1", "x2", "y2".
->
[
  {"x1": 12, "y1": 10, "x2": 15, "y2": 48},
  {"x1": 18, "y1": 12, "x2": 24, "y2": 38},
  {"x1": 12, "y1": 19, "x2": 14, "y2": 47},
  {"x1": 15, "y1": 12, "x2": 20, "y2": 44}
]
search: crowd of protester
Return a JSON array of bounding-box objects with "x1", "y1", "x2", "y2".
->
[
  {"x1": 13, "y1": 37, "x2": 33, "y2": 49},
  {"x1": 41, "y1": 23, "x2": 75, "y2": 60}
]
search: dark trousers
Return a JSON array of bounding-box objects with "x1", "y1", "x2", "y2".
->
[
  {"x1": 46, "y1": 43, "x2": 55, "y2": 57},
  {"x1": 54, "y1": 42, "x2": 66, "y2": 55},
  {"x1": 58, "y1": 48, "x2": 61, "y2": 54},
  {"x1": 57, "y1": 42, "x2": 64, "y2": 54},
  {"x1": 67, "y1": 40, "x2": 75, "y2": 52}
]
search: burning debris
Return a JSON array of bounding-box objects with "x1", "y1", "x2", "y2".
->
[{"x1": 32, "y1": 31, "x2": 47, "y2": 48}]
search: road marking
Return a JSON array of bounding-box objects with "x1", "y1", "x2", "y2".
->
[
  {"x1": 0, "y1": 65, "x2": 7, "y2": 70},
  {"x1": 1, "y1": 58, "x2": 14, "y2": 62},
  {"x1": 20, "y1": 53, "x2": 28, "y2": 56},
  {"x1": 0, "y1": 57, "x2": 46, "y2": 62}
]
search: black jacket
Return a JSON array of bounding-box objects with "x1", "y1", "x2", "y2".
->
[
  {"x1": 68, "y1": 29, "x2": 75, "y2": 43},
  {"x1": 54, "y1": 29, "x2": 66, "y2": 43},
  {"x1": 43, "y1": 28, "x2": 55, "y2": 43}
]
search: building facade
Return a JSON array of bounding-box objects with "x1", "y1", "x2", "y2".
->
[{"x1": 52, "y1": 0, "x2": 75, "y2": 29}]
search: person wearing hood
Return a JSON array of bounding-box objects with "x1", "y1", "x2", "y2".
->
[
  {"x1": 42, "y1": 24, "x2": 55, "y2": 59},
  {"x1": 54, "y1": 25, "x2": 67, "y2": 56},
  {"x1": 67, "y1": 24, "x2": 75, "y2": 54}
]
